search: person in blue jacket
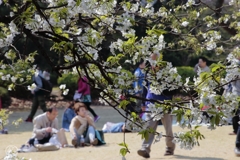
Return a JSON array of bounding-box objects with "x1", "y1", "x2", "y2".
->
[
  {"x1": 133, "y1": 58, "x2": 146, "y2": 113},
  {"x1": 62, "y1": 102, "x2": 76, "y2": 132}
]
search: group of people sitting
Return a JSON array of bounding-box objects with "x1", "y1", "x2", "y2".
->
[
  {"x1": 18, "y1": 102, "x2": 106, "y2": 152},
  {"x1": 18, "y1": 100, "x2": 131, "y2": 152},
  {"x1": 62, "y1": 102, "x2": 130, "y2": 134}
]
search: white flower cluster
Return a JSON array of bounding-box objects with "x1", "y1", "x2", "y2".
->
[
  {"x1": 229, "y1": 0, "x2": 235, "y2": 5},
  {"x1": 181, "y1": 21, "x2": 189, "y2": 27},
  {"x1": 125, "y1": 119, "x2": 148, "y2": 132},
  {"x1": 27, "y1": 83, "x2": 37, "y2": 91},
  {"x1": 185, "y1": 0, "x2": 195, "y2": 7},
  {"x1": 148, "y1": 103, "x2": 164, "y2": 121},
  {"x1": 156, "y1": 7, "x2": 168, "y2": 18},
  {"x1": 152, "y1": 35, "x2": 166, "y2": 54},
  {"x1": 148, "y1": 62, "x2": 182, "y2": 95},
  {"x1": 59, "y1": 84, "x2": 69, "y2": 95},
  {"x1": 0, "y1": 21, "x2": 19, "y2": 48},
  {"x1": 4, "y1": 150, "x2": 31, "y2": 160},
  {"x1": 64, "y1": 55, "x2": 73, "y2": 62},
  {"x1": 172, "y1": 132, "x2": 197, "y2": 150},
  {"x1": 115, "y1": 13, "x2": 135, "y2": 38},
  {"x1": 202, "y1": 31, "x2": 221, "y2": 51},
  {"x1": 139, "y1": 6, "x2": 155, "y2": 17}
]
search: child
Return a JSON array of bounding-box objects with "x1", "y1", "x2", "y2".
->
[{"x1": 69, "y1": 102, "x2": 98, "y2": 148}]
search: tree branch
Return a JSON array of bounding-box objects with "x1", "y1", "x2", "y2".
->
[{"x1": 23, "y1": 28, "x2": 60, "y2": 76}]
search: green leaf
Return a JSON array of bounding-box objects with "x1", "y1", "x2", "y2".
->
[
  {"x1": 119, "y1": 100, "x2": 130, "y2": 110},
  {"x1": 76, "y1": 0, "x2": 81, "y2": 6},
  {"x1": 55, "y1": 28, "x2": 63, "y2": 34},
  {"x1": 138, "y1": 130, "x2": 149, "y2": 140},
  {"x1": 118, "y1": 142, "x2": 128, "y2": 147},
  {"x1": 120, "y1": 148, "x2": 127, "y2": 157}
]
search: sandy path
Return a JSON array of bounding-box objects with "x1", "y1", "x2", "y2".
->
[
  {"x1": 0, "y1": 107, "x2": 239, "y2": 160},
  {"x1": 0, "y1": 125, "x2": 238, "y2": 160}
]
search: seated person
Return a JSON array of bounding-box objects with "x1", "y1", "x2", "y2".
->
[
  {"x1": 70, "y1": 102, "x2": 98, "y2": 148},
  {"x1": 102, "y1": 122, "x2": 131, "y2": 133},
  {"x1": 62, "y1": 102, "x2": 76, "y2": 132},
  {"x1": 19, "y1": 107, "x2": 68, "y2": 152}
]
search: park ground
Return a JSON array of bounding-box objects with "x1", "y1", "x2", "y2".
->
[{"x1": 0, "y1": 106, "x2": 239, "y2": 160}]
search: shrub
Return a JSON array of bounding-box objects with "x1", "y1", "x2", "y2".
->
[
  {"x1": 0, "y1": 87, "x2": 11, "y2": 108},
  {"x1": 177, "y1": 66, "x2": 196, "y2": 82},
  {"x1": 0, "y1": 68, "x2": 33, "y2": 100}
]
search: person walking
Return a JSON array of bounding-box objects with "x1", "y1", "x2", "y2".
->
[
  {"x1": 137, "y1": 53, "x2": 175, "y2": 158},
  {"x1": 76, "y1": 76, "x2": 100, "y2": 122},
  {"x1": 25, "y1": 70, "x2": 52, "y2": 122}
]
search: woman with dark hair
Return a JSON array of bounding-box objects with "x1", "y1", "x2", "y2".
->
[{"x1": 62, "y1": 102, "x2": 76, "y2": 132}]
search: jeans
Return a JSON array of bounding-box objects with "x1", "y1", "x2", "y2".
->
[
  {"x1": 74, "y1": 126, "x2": 96, "y2": 143},
  {"x1": 28, "y1": 95, "x2": 47, "y2": 119}
]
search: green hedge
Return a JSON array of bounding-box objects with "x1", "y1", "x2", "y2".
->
[
  {"x1": 177, "y1": 66, "x2": 196, "y2": 82},
  {"x1": 0, "y1": 87, "x2": 11, "y2": 108}
]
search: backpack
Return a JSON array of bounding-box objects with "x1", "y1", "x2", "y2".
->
[{"x1": 34, "y1": 76, "x2": 53, "y2": 96}]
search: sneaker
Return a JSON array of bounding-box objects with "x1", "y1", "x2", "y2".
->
[
  {"x1": 18, "y1": 145, "x2": 28, "y2": 153},
  {"x1": 164, "y1": 150, "x2": 174, "y2": 156},
  {"x1": 18, "y1": 145, "x2": 37, "y2": 152},
  {"x1": 25, "y1": 118, "x2": 32, "y2": 123},
  {"x1": 229, "y1": 132, "x2": 237, "y2": 135},
  {"x1": 94, "y1": 116, "x2": 100, "y2": 122},
  {"x1": 235, "y1": 148, "x2": 240, "y2": 156},
  {"x1": 90, "y1": 138, "x2": 98, "y2": 146},
  {"x1": 137, "y1": 149, "x2": 150, "y2": 158},
  {"x1": 72, "y1": 139, "x2": 78, "y2": 148}
]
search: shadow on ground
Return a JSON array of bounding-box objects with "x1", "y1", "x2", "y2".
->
[
  {"x1": 173, "y1": 155, "x2": 225, "y2": 160},
  {"x1": 149, "y1": 155, "x2": 226, "y2": 160}
]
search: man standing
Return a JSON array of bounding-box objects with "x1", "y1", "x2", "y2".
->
[
  {"x1": 25, "y1": 70, "x2": 51, "y2": 122},
  {"x1": 137, "y1": 53, "x2": 175, "y2": 158},
  {"x1": 194, "y1": 56, "x2": 210, "y2": 75}
]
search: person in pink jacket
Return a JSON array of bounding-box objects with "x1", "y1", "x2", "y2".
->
[{"x1": 77, "y1": 76, "x2": 100, "y2": 122}]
